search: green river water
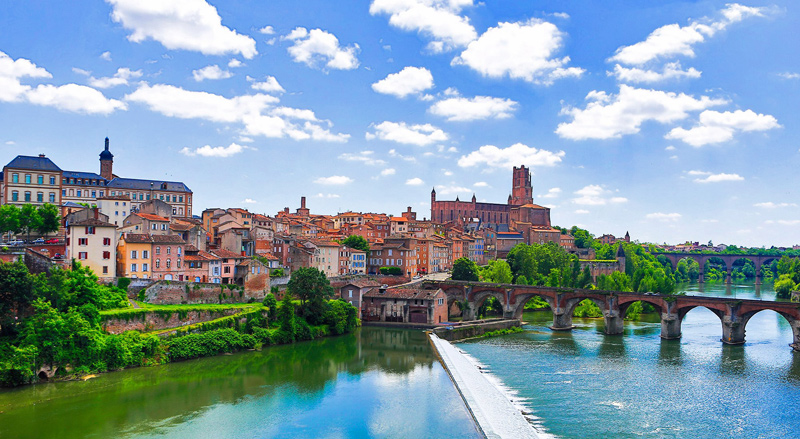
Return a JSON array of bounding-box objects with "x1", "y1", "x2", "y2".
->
[{"x1": 2, "y1": 281, "x2": 798, "y2": 438}]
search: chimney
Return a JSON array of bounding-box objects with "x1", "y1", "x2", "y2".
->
[
  {"x1": 301, "y1": 196, "x2": 306, "y2": 209},
  {"x1": 379, "y1": 284, "x2": 388, "y2": 294},
  {"x1": 93, "y1": 207, "x2": 99, "y2": 219},
  {"x1": 39, "y1": 153, "x2": 45, "y2": 158}
]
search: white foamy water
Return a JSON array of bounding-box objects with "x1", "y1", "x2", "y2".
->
[{"x1": 430, "y1": 333, "x2": 551, "y2": 439}]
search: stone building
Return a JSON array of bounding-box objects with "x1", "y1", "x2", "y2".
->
[{"x1": 362, "y1": 287, "x2": 448, "y2": 324}]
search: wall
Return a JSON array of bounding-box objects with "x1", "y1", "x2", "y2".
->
[
  {"x1": 102, "y1": 309, "x2": 240, "y2": 334},
  {"x1": 432, "y1": 319, "x2": 520, "y2": 342},
  {"x1": 141, "y1": 280, "x2": 255, "y2": 305}
]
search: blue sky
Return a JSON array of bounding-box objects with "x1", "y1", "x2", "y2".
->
[{"x1": 1, "y1": 0, "x2": 798, "y2": 247}]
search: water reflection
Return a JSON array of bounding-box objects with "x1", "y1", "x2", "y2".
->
[
  {"x1": 658, "y1": 339, "x2": 682, "y2": 366},
  {"x1": 0, "y1": 327, "x2": 479, "y2": 439}
]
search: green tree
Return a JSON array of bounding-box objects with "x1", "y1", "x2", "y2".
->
[
  {"x1": 35, "y1": 203, "x2": 60, "y2": 235},
  {"x1": 341, "y1": 235, "x2": 370, "y2": 258},
  {"x1": 452, "y1": 257, "x2": 479, "y2": 281},
  {"x1": 774, "y1": 274, "x2": 796, "y2": 299},
  {"x1": 18, "y1": 204, "x2": 42, "y2": 242},
  {"x1": 481, "y1": 259, "x2": 512, "y2": 283},
  {"x1": 570, "y1": 226, "x2": 594, "y2": 248},
  {"x1": 262, "y1": 293, "x2": 278, "y2": 322},
  {"x1": 276, "y1": 291, "x2": 296, "y2": 343},
  {"x1": 0, "y1": 261, "x2": 35, "y2": 335},
  {"x1": 0, "y1": 204, "x2": 21, "y2": 241},
  {"x1": 287, "y1": 267, "x2": 333, "y2": 325}
]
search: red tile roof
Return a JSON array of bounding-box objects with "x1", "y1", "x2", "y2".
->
[
  {"x1": 136, "y1": 213, "x2": 170, "y2": 222},
  {"x1": 363, "y1": 287, "x2": 444, "y2": 300}
]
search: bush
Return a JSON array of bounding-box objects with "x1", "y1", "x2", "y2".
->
[
  {"x1": 117, "y1": 277, "x2": 131, "y2": 290},
  {"x1": 167, "y1": 328, "x2": 254, "y2": 361}
]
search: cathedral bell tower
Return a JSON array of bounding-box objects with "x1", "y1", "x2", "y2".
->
[
  {"x1": 510, "y1": 165, "x2": 533, "y2": 206},
  {"x1": 100, "y1": 137, "x2": 114, "y2": 181}
]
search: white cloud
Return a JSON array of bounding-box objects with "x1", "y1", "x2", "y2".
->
[
  {"x1": 107, "y1": 0, "x2": 257, "y2": 58},
  {"x1": 666, "y1": 109, "x2": 780, "y2": 147},
  {"x1": 259, "y1": 26, "x2": 275, "y2": 35},
  {"x1": 665, "y1": 145, "x2": 676, "y2": 151},
  {"x1": 687, "y1": 170, "x2": 711, "y2": 176},
  {"x1": 5, "y1": 140, "x2": 16, "y2": 145},
  {"x1": 473, "y1": 181, "x2": 489, "y2": 187},
  {"x1": 126, "y1": 83, "x2": 349, "y2": 141},
  {"x1": 646, "y1": 212, "x2": 682, "y2": 222},
  {"x1": 242, "y1": 198, "x2": 257, "y2": 204},
  {"x1": 406, "y1": 177, "x2": 425, "y2": 186},
  {"x1": 575, "y1": 209, "x2": 589, "y2": 214},
  {"x1": 88, "y1": 67, "x2": 142, "y2": 88},
  {"x1": 372, "y1": 66, "x2": 434, "y2": 98},
  {"x1": 540, "y1": 187, "x2": 562, "y2": 199},
  {"x1": 315, "y1": 193, "x2": 340, "y2": 198},
  {"x1": 458, "y1": 143, "x2": 564, "y2": 169},
  {"x1": 381, "y1": 168, "x2": 396, "y2": 176},
  {"x1": 436, "y1": 185, "x2": 472, "y2": 195},
  {"x1": 366, "y1": 121, "x2": 448, "y2": 146},
  {"x1": 388, "y1": 149, "x2": 417, "y2": 162},
  {"x1": 180, "y1": 142, "x2": 248, "y2": 158},
  {"x1": 100, "y1": 51, "x2": 112, "y2": 61},
  {"x1": 283, "y1": 27, "x2": 359, "y2": 70},
  {"x1": 430, "y1": 95, "x2": 518, "y2": 121},
  {"x1": 369, "y1": 0, "x2": 477, "y2": 53},
  {"x1": 314, "y1": 175, "x2": 353, "y2": 185},
  {"x1": 0, "y1": 51, "x2": 52, "y2": 102},
  {"x1": 776, "y1": 220, "x2": 800, "y2": 226},
  {"x1": 778, "y1": 72, "x2": 800, "y2": 80},
  {"x1": 754, "y1": 202, "x2": 797, "y2": 208},
  {"x1": 192, "y1": 65, "x2": 232, "y2": 82},
  {"x1": 609, "y1": 3, "x2": 764, "y2": 65},
  {"x1": 693, "y1": 172, "x2": 744, "y2": 183},
  {"x1": 556, "y1": 85, "x2": 726, "y2": 140},
  {"x1": 338, "y1": 150, "x2": 387, "y2": 166},
  {"x1": 572, "y1": 185, "x2": 628, "y2": 206},
  {"x1": 248, "y1": 76, "x2": 284, "y2": 93},
  {"x1": 26, "y1": 84, "x2": 127, "y2": 114},
  {"x1": 228, "y1": 59, "x2": 244, "y2": 68},
  {"x1": 452, "y1": 19, "x2": 583, "y2": 85},
  {"x1": 72, "y1": 68, "x2": 91, "y2": 76},
  {"x1": 609, "y1": 61, "x2": 701, "y2": 83}
]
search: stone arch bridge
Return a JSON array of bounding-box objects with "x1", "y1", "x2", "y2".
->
[
  {"x1": 421, "y1": 280, "x2": 800, "y2": 350},
  {"x1": 652, "y1": 252, "x2": 795, "y2": 284}
]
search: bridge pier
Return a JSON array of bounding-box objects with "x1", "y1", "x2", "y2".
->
[
  {"x1": 791, "y1": 320, "x2": 800, "y2": 352},
  {"x1": 603, "y1": 309, "x2": 624, "y2": 335},
  {"x1": 550, "y1": 310, "x2": 574, "y2": 331},
  {"x1": 698, "y1": 271, "x2": 705, "y2": 283},
  {"x1": 721, "y1": 315, "x2": 746, "y2": 345},
  {"x1": 660, "y1": 312, "x2": 682, "y2": 340},
  {"x1": 725, "y1": 269, "x2": 733, "y2": 284}
]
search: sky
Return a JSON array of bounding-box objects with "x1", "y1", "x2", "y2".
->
[{"x1": 1, "y1": 0, "x2": 798, "y2": 247}]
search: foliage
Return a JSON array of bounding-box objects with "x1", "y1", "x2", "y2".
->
[
  {"x1": 167, "y1": 328, "x2": 256, "y2": 361},
  {"x1": 378, "y1": 266, "x2": 403, "y2": 275},
  {"x1": 262, "y1": 293, "x2": 278, "y2": 322},
  {"x1": 572, "y1": 299, "x2": 602, "y2": 318},
  {"x1": 36, "y1": 203, "x2": 60, "y2": 235},
  {"x1": 276, "y1": 290, "x2": 296, "y2": 343},
  {"x1": 271, "y1": 268, "x2": 285, "y2": 277},
  {"x1": 0, "y1": 261, "x2": 35, "y2": 335},
  {"x1": 287, "y1": 267, "x2": 333, "y2": 325},
  {"x1": 478, "y1": 326, "x2": 524, "y2": 338},
  {"x1": 452, "y1": 257, "x2": 479, "y2": 281},
  {"x1": 0, "y1": 204, "x2": 21, "y2": 240},
  {"x1": 774, "y1": 274, "x2": 797, "y2": 299},
  {"x1": 18, "y1": 204, "x2": 43, "y2": 241},
  {"x1": 507, "y1": 242, "x2": 584, "y2": 287},
  {"x1": 323, "y1": 299, "x2": 358, "y2": 335},
  {"x1": 34, "y1": 261, "x2": 129, "y2": 312},
  {"x1": 341, "y1": 235, "x2": 370, "y2": 258},
  {"x1": 480, "y1": 259, "x2": 512, "y2": 283}
]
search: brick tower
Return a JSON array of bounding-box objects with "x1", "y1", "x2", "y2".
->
[
  {"x1": 99, "y1": 137, "x2": 114, "y2": 181},
  {"x1": 510, "y1": 165, "x2": 533, "y2": 205}
]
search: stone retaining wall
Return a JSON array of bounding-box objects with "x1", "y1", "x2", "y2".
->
[
  {"x1": 142, "y1": 281, "x2": 258, "y2": 305},
  {"x1": 432, "y1": 319, "x2": 521, "y2": 342},
  {"x1": 102, "y1": 309, "x2": 241, "y2": 334}
]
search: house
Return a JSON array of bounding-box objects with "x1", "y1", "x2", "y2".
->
[
  {"x1": 337, "y1": 279, "x2": 381, "y2": 317},
  {"x1": 362, "y1": 287, "x2": 448, "y2": 324},
  {"x1": 1, "y1": 154, "x2": 62, "y2": 208},
  {"x1": 368, "y1": 236, "x2": 418, "y2": 276},
  {"x1": 65, "y1": 209, "x2": 117, "y2": 278},
  {"x1": 121, "y1": 213, "x2": 171, "y2": 235},
  {"x1": 208, "y1": 249, "x2": 242, "y2": 284},
  {"x1": 150, "y1": 234, "x2": 186, "y2": 281},
  {"x1": 117, "y1": 234, "x2": 154, "y2": 279},
  {"x1": 338, "y1": 245, "x2": 367, "y2": 275}
]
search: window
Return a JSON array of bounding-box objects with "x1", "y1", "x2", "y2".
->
[
  {"x1": 102, "y1": 266, "x2": 108, "y2": 274},
  {"x1": 142, "y1": 263, "x2": 149, "y2": 271},
  {"x1": 103, "y1": 237, "x2": 111, "y2": 246},
  {"x1": 142, "y1": 250, "x2": 149, "y2": 259},
  {"x1": 25, "y1": 174, "x2": 31, "y2": 184},
  {"x1": 131, "y1": 263, "x2": 137, "y2": 272},
  {"x1": 177, "y1": 247, "x2": 182, "y2": 256},
  {"x1": 131, "y1": 250, "x2": 138, "y2": 259},
  {"x1": 155, "y1": 247, "x2": 160, "y2": 255},
  {"x1": 348, "y1": 290, "x2": 353, "y2": 298},
  {"x1": 166, "y1": 259, "x2": 171, "y2": 269},
  {"x1": 24, "y1": 192, "x2": 31, "y2": 202},
  {"x1": 78, "y1": 238, "x2": 88, "y2": 246},
  {"x1": 161, "y1": 224, "x2": 167, "y2": 230},
  {"x1": 37, "y1": 175, "x2": 43, "y2": 184},
  {"x1": 78, "y1": 252, "x2": 88, "y2": 260},
  {"x1": 86, "y1": 226, "x2": 95, "y2": 235},
  {"x1": 62, "y1": 189, "x2": 66, "y2": 196},
  {"x1": 12, "y1": 191, "x2": 18, "y2": 202},
  {"x1": 155, "y1": 259, "x2": 160, "y2": 269},
  {"x1": 177, "y1": 260, "x2": 181, "y2": 269},
  {"x1": 50, "y1": 176, "x2": 56, "y2": 185},
  {"x1": 76, "y1": 190, "x2": 81, "y2": 197},
  {"x1": 179, "y1": 195, "x2": 184, "y2": 202},
  {"x1": 102, "y1": 251, "x2": 111, "y2": 260},
  {"x1": 151, "y1": 224, "x2": 157, "y2": 230},
  {"x1": 92, "y1": 191, "x2": 96, "y2": 197},
  {"x1": 12, "y1": 173, "x2": 18, "y2": 183},
  {"x1": 438, "y1": 298, "x2": 444, "y2": 305},
  {"x1": 223, "y1": 266, "x2": 230, "y2": 274},
  {"x1": 49, "y1": 192, "x2": 56, "y2": 203},
  {"x1": 166, "y1": 246, "x2": 171, "y2": 254}
]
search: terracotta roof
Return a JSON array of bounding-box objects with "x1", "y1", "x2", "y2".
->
[
  {"x1": 184, "y1": 244, "x2": 200, "y2": 252},
  {"x1": 151, "y1": 234, "x2": 185, "y2": 244},
  {"x1": 136, "y1": 213, "x2": 169, "y2": 222},
  {"x1": 363, "y1": 287, "x2": 444, "y2": 300},
  {"x1": 123, "y1": 233, "x2": 153, "y2": 243},
  {"x1": 169, "y1": 223, "x2": 194, "y2": 232},
  {"x1": 341, "y1": 279, "x2": 381, "y2": 289},
  {"x1": 210, "y1": 249, "x2": 242, "y2": 259},
  {"x1": 70, "y1": 218, "x2": 116, "y2": 227}
]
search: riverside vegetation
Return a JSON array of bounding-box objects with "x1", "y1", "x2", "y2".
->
[{"x1": 0, "y1": 261, "x2": 357, "y2": 387}]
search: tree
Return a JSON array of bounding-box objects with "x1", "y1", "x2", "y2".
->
[
  {"x1": 35, "y1": 203, "x2": 60, "y2": 235},
  {"x1": 342, "y1": 235, "x2": 370, "y2": 258},
  {"x1": 481, "y1": 259, "x2": 512, "y2": 283},
  {"x1": 0, "y1": 204, "x2": 21, "y2": 241},
  {"x1": 262, "y1": 293, "x2": 278, "y2": 322},
  {"x1": 0, "y1": 261, "x2": 35, "y2": 335},
  {"x1": 452, "y1": 257, "x2": 479, "y2": 281},
  {"x1": 18, "y1": 204, "x2": 42, "y2": 242},
  {"x1": 287, "y1": 267, "x2": 333, "y2": 325},
  {"x1": 276, "y1": 291, "x2": 296, "y2": 343},
  {"x1": 774, "y1": 274, "x2": 796, "y2": 299}
]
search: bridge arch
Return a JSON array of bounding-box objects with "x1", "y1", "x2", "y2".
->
[
  {"x1": 737, "y1": 308, "x2": 800, "y2": 346},
  {"x1": 468, "y1": 289, "x2": 508, "y2": 320},
  {"x1": 510, "y1": 292, "x2": 556, "y2": 320}
]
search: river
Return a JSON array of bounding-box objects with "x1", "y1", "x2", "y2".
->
[
  {"x1": 458, "y1": 281, "x2": 800, "y2": 438},
  {"x1": 0, "y1": 327, "x2": 481, "y2": 439}
]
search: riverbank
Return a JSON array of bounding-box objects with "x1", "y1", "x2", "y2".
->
[{"x1": 430, "y1": 332, "x2": 541, "y2": 439}]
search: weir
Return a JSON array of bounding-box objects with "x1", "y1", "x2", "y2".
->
[{"x1": 429, "y1": 333, "x2": 541, "y2": 439}]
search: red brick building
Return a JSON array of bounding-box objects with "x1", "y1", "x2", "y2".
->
[{"x1": 362, "y1": 287, "x2": 448, "y2": 324}]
